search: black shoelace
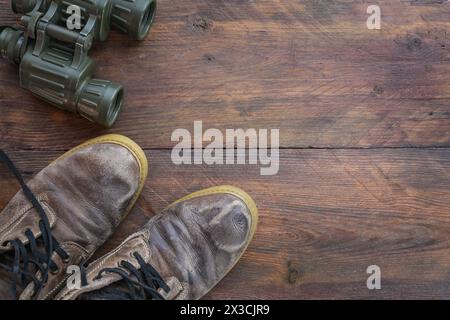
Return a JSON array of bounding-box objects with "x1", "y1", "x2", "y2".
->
[
  {"x1": 80, "y1": 252, "x2": 170, "y2": 300},
  {"x1": 0, "y1": 150, "x2": 69, "y2": 299}
]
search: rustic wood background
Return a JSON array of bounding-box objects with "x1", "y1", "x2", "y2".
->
[{"x1": 1, "y1": 0, "x2": 450, "y2": 299}]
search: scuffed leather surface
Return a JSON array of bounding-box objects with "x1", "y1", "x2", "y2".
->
[
  {"x1": 0, "y1": 143, "x2": 142, "y2": 300},
  {"x1": 147, "y1": 193, "x2": 253, "y2": 300},
  {"x1": 0, "y1": 195, "x2": 56, "y2": 251},
  {"x1": 58, "y1": 192, "x2": 254, "y2": 300}
]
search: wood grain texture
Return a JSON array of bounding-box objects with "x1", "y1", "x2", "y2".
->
[
  {"x1": 1, "y1": 0, "x2": 450, "y2": 300},
  {"x1": 1, "y1": 0, "x2": 450, "y2": 149},
  {"x1": 1, "y1": 149, "x2": 450, "y2": 299}
]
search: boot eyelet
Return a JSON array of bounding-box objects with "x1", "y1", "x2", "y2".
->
[
  {"x1": 62, "y1": 256, "x2": 70, "y2": 264},
  {"x1": 50, "y1": 267, "x2": 59, "y2": 275}
]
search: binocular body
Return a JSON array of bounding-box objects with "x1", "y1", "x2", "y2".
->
[{"x1": 0, "y1": 0, "x2": 156, "y2": 127}]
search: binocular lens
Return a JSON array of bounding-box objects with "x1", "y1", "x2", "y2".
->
[
  {"x1": 0, "y1": 27, "x2": 24, "y2": 64},
  {"x1": 111, "y1": 0, "x2": 157, "y2": 40},
  {"x1": 138, "y1": 0, "x2": 156, "y2": 40},
  {"x1": 106, "y1": 87, "x2": 124, "y2": 127},
  {"x1": 78, "y1": 79, "x2": 124, "y2": 128}
]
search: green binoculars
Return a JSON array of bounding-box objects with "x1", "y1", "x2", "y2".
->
[{"x1": 0, "y1": 0, "x2": 157, "y2": 127}]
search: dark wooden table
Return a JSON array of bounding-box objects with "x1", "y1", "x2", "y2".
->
[{"x1": 1, "y1": 0, "x2": 450, "y2": 299}]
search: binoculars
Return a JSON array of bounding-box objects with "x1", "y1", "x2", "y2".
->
[{"x1": 0, "y1": 0, "x2": 157, "y2": 127}]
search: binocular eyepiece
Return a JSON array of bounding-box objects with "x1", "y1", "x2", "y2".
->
[{"x1": 0, "y1": 0, "x2": 157, "y2": 127}]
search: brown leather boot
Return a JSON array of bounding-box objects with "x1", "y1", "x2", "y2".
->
[
  {"x1": 56, "y1": 186, "x2": 258, "y2": 300},
  {"x1": 0, "y1": 134, "x2": 148, "y2": 300}
]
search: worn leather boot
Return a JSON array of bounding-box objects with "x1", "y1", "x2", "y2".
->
[
  {"x1": 0, "y1": 134, "x2": 148, "y2": 300},
  {"x1": 56, "y1": 186, "x2": 258, "y2": 300}
]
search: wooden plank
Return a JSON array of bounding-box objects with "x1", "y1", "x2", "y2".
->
[
  {"x1": 1, "y1": 0, "x2": 450, "y2": 149},
  {"x1": 1, "y1": 148, "x2": 450, "y2": 299}
]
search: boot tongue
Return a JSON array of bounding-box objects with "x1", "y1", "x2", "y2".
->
[
  {"x1": 56, "y1": 232, "x2": 151, "y2": 300},
  {"x1": 74, "y1": 232, "x2": 184, "y2": 300},
  {"x1": 78, "y1": 275, "x2": 184, "y2": 300},
  {"x1": 77, "y1": 279, "x2": 132, "y2": 300}
]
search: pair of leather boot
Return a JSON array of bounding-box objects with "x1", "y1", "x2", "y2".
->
[{"x1": 0, "y1": 134, "x2": 258, "y2": 300}]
